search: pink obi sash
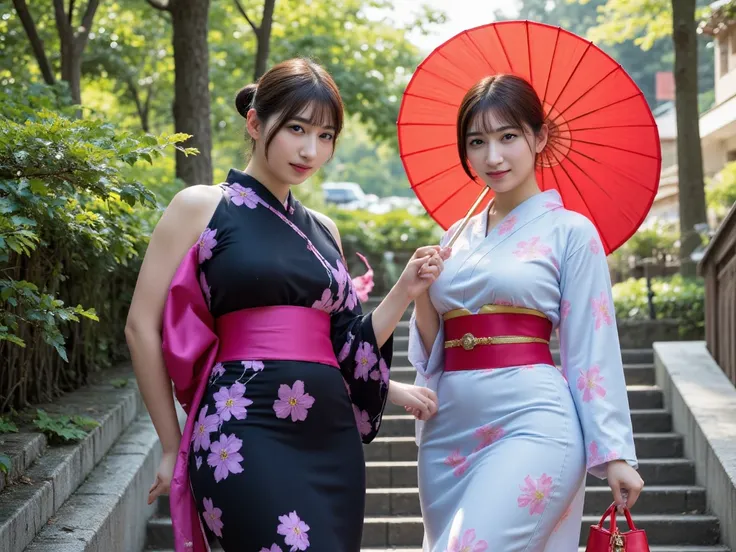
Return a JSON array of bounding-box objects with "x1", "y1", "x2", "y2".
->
[{"x1": 161, "y1": 245, "x2": 337, "y2": 552}]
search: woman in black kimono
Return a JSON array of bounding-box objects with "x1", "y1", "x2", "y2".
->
[{"x1": 126, "y1": 58, "x2": 447, "y2": 552}]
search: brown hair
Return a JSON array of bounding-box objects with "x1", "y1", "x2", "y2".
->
[
  {"x1": 457, "y1": 74, "x2": 544, "y2": 179},
  {"x1": 234, "y1": 58, "x2": 344, "y2": 157}
]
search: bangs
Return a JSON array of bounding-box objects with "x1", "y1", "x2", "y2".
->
[
  {"x1": 467, "y1": 94, "x2": 526, "y2": 135},
  {"x1": 274, "y1": 83, "x2": 342, "y2": 133}
]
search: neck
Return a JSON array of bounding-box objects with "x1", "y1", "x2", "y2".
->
[
  {"x1": 244, "y1": 158, "x2": 290, "y2": 204},
  {"x1": 490, "y1": 176, "x2": 540, "y2": 216}
]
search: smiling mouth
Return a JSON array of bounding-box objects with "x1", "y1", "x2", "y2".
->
[
  {"x1": 487, "y1": 170, "x2": 509, "y2": 177},
  {"x1": 290, "y1": 163, "x2": 311, "y2": 171}
]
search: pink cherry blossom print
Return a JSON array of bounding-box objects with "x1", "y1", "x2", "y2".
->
[
  {"x1": 544, "y1": 200, "x2": 561, "y2": 209},
  {"x1": 337, "y1": 332, "x2": 354, "y2": 362},
  {"x1": 577, "y1": 366, "x2": 607, "y2": 402},
  {"x1": 497, "y1": 214, "x2": 518, "y2": 236},
  {"x1": 351, "y1": 252, "x2": 374, "y2": 306},
  {"x1": 199, "y1": 272, "x2": 211, "y2": 308},
  {"x1": 473, "y1": 423, "x2": 505, "y2": 452},
  {"x1": 588, "y1": 441, "x2": 604, "y2": 467},
  {"x1": 192, "y1": 405, "x2": 219, "y2": 453},
  {"x1": 260, "y1": 546, "x2": 283, "y2": 552},
  {"x1": 513, "y1": 236, "x2": 552, "y2": 261},
  {"x1": 273, "y1": 380, "x2": 315, "y2": 422},
  {"x1": 445, "y1": 528, "x2": 489, "y2": 552},
  {"x1": 195, "y1": 456, "x2": 202, "y2": 470},
  {"x1": 589, "y1": 236, "x2": 601, "y2": 254},
  {"x1": 518, "y1": 473, "x2": 553, "y2": 515},
  {"x1": 277, "y1": 511, "x2": 311, "y2": 551},
  {"x1": 354, "y1": 342, "x2": 378, "y2": 381},
  {"x1": 196, "y1": 228, "x2": 217, "y2": 263},
  {"x1": 202, "y1": 497, "x2": 224, "y2": 537},
  {"x1": 214, "y1": 382, "x2": 253, "y2": 422},
  {"x1": 369, "y1": 358, "x2": 390, "y2": 386},
  {"x1": 211, "y1": 363, "x2": 225, "y2": 379},
  {"x1": 444, "y1": 450, "x2": 470, "y2": 477},
  {"x1": 353, "y1": 404, "x2": 372, "y2": 436},
  {"x1": 560, "y1": 300, "x2": 571, "y2": 322},
  {"x1": 591, "y1": 292, "x2": 613, "y2": 330},
  {"x1": 207, "y1": 433, "x2": 245, "y2": 482},
  {"x1": 241, "y1": 360, "x2": 264, "y2": 372},
  {"x1": 227, "y1": 183, "x2": 259, "y2": 208}
]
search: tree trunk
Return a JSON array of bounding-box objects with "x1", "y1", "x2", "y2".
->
[
  {"x1": 170, "y1": 0, "x2": 213, "y2": 186},
  {"x1": 254, "y1": 0, "x2": 276, "y2": 80},
  {"x1": 12, "y1": 0, "x2": 55, "y2": 85},
  {"x1": 671, "y1": 0, "x2": 707, "y2": 277}
]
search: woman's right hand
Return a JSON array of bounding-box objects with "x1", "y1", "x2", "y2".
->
[
  {"x1": 395, "y1": 246, "x2": 452, "y2": 301},
  {"x1": 388, "y1": 380, "x2": 439, "y2": 421},
  {"x1": 148, "y1": 450, "x2": 178, "y2": 505}
]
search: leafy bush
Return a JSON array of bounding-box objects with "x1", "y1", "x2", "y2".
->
[
  {"x1": 0, "y1": 85, "x2": 187, "y2": 411},
  {"x1": 612, "y1": 275, "x2": 704, "y2": 338},
  {"x1": 706, "y1": 161, "x2": 736, "y2": 221}
]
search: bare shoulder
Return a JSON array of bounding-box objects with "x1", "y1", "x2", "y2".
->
[
  {"x1": 158, "y1": 184, "x2": 224, "y2": 245},
  {"x1": 308, "y1": 208, "x2": 342, "y2": 251}
]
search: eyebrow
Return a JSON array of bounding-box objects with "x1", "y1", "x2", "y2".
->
[
  {"x1": 290, "y1": 116, "x2": 336, "y2": 131},
  {"x1": 466, "y1": 125, "x2": 519, "y2": 137}
]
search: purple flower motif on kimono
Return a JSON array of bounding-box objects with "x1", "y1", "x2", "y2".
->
[
  {"x1": 497, "y1": 215, "x2": 518, "y2": 236},
  {"x1": 242, "y1": 360, "x2": 264, "y2": 372},
  {"x1": 444, "y1": 450, "x2": 469, "y2": 477},
  {"x1": 338, "y1": 332, "x2": 355, "y2": 362},
  {"x1": 211, "y1": 362, "x2": 225, "y2": 379},
  {"x1": 196, "y1": 228, "x2": 217, "y2": 263},
  {"x1": 260, "y1": 546, "x2": 283, "y2": 552},
  {"x1": 207, "y1": 433, "x2": 245, "y2": 482},
  {"x1": 227, "y1": 183, "x2": 259, "y2": 208},
  {"x1": 353, "y1": 404, "x2": 372, "y2": 436},
  {"x1": 199, "y1": 272, "x2": 211, "y2": 308},
  {"x1": 370, "y1": 358, "x2": 389, "y2": 386},
  {"x1": 195, "y1": 456, "x2": 202, "y2": 470},
  {"x1": 192, "y1": 405, "x2": 219, "y2": 453},
  {"x1": 312, "y1": 287, "x2": 336, "y2": 313},
  {"x1": 560, "y1": 300, "x2": 571, "y2": 322},
  {"x1": 577, "y1": 366, "x2": 607, "y2": 402},
  {"x1": 445, "y1": 528, "x2": 488, "y2": 552},
  {"x1": 331, "y1": 259, "x2": 350, "y2": 311},
  {"x1": 517, "y1": 473, "x2": 553, "y2": 515},
  {"x1": 202, "y1": 497, "x2": 224, "y2": 537},
  {"x1": 354, "y1": 342, "x2": 378, "y2": 381},
  {"x1": 277, "y1": 511, "x2": 310, "y2": 551},
  {"x1": 273, "y1": 380, "x2": 315, "y2": 422},
  {"x1": 589, "y1": 236, "x2": 601, "y2": 254},
  {"x1": 591, "y1": 292, "x2": 613, "y2": 330},
  {"x1": 214, "y1": 382, "x2": 253, "y2": 422}
]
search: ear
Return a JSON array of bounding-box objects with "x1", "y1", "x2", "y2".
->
[
  {"x1": 535, "y1": 123, "x2": 549, "y2": 154},
  {"x1": 245, "y1": 108, "x2": 261, "y2": 140}
]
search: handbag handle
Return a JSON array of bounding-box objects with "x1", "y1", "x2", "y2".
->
[{"x1": 598, "y1": 502, "x2": 639, "y2": 532}]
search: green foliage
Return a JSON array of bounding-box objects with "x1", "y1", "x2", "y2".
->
[
  {"x1": 612, "y1": 275, "x2": 704, "y2": 338},
  {"x1": 110, "y1": 378, "x2": 130, "y2": 389},
  {"x1": 0, "y1": 416, "x2": 18, "y2": 434},
  {"x1": 0, "y1": 454, "x2": 10, "y2": 475},
  {"x1": 706, "y1": 161, "x2": 736, "y2": 221},
  {"x1": 32, "y1": 409, "x2": 100, "y2": 444},
  {"x1": 0, "y1": 85, "x2": 183, "y2": 411}
]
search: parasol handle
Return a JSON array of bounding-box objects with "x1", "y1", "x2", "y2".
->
[{"x1": 445, "y1": 187, "x2": 492, "y2": 249}]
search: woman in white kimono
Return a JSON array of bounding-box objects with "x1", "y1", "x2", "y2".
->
[{"x1": 399, "y1": 74, "x2": 645, "y2": 551}]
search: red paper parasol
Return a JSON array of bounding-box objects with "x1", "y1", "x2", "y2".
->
[{"x1": 397, "y1": 20, "x2": 661, "y2": 254}]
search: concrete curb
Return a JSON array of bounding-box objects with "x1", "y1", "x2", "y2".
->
[
  {"x1": 0, "y1": 366, "x2": 143, "y2": 552},
  {"x1": 24, "y1": 413, "x2": 160, "y2": 552},
  {"x1": 654, "y1": 341, "x2": 736, "y2": 552}
]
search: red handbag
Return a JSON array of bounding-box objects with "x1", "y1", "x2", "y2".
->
[{"x1": 585, "y1": 503, "x2": 650, "y2": 552}]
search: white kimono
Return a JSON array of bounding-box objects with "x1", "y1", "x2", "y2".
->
[{"x1": 409, "y1": 189, "x2": 638, "y2": 551}]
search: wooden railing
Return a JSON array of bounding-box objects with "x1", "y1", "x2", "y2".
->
[{"x1": 699, "y1": 203, "x2": 736, "y2": 386}]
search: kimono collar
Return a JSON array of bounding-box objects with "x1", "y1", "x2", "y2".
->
[
  {"x1": 474, "y1": 188, "x2": 564, "y2": 240},
  {"x1": 226, "y1": 168, "x2": 296, "y2": 216}
]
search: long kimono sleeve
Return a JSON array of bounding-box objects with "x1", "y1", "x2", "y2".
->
[
  {"x1": 558, "y1": 221, "x2": 638, "y2": 479},
  {"x1": 331, "y1": 294, "x2": 393, "y2": 444}
]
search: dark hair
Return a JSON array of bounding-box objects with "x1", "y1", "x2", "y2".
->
[
  {"x1": 234, "y1": 58, "x2": 344, "y2": 157},
  {"x1": 457, "y1": 74, "x2": 545, "y2": 180}
]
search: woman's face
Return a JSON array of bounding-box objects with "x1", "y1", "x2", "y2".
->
[
  {"x1": 464, "y1": 110, "x2": 547, "y2": 194},
  {"x1": 249, "y1": 102, "x2": 336, "y2": 186}
]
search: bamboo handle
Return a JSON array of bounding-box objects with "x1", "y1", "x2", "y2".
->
[{"x1": 445, "y1": 187, "x2": 492, "y2": 248}]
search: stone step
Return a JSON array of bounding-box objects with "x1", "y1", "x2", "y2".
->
[
  {"x1": 389, "y1": 364, "x2": 656, "y2": 386},
  {"x1": 363, "y1": 485, "x2": 707, "y2": 516},
  {"x1": 379, "y1": 408, "x2": 671, "y2": 437},
  {"x1": 365, "y1": 432, "x2": 682, "y2": 462},
  {"x1": 365, "y1": 458, "x2": 697, "y2": 488},
  {"x1": 360, "y1": 514, "x2": 721, "y2": 547}
]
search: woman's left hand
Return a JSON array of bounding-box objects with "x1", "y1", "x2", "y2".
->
[
  {"x1": 606, "y1": 460, "x2": 644, "y2": 513},
  {"x1": 388, "y1": 380, "x2": 439, "y2": 421}
]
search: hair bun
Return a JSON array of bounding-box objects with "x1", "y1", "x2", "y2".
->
[{"x1": 235, "y1": 83, "x2": 257, "y2": 117}]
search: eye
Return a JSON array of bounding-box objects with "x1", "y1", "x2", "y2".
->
[
  {"x1": 469, "y1": 138, "x2": 483, "y2": 147},
  {"x1": 289, "y1": 124, "x2": 305, "y2": 133},
  {"x1": 502, "y1": 133, "x2": 517, "y2": 141},
  {"x1": 320, "y1": 132, "x2": 334, "y2": 141}
]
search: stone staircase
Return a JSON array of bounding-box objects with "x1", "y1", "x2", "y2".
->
[{"x1": 143, "y1": 300, "x2": 730, "y2": 552}]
